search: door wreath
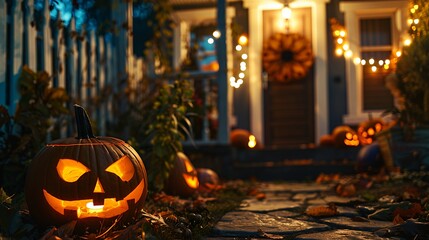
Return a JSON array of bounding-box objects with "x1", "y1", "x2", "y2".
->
[{"x1": 262, "y1": 33, "x2": 314, "y2": 82}]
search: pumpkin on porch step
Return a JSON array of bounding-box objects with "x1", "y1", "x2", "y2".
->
[
  {"x1": 332, "y1": 125, "x2": 360, "y2": 148},
  {"x1": 319, "y1": 134, "x2": 335, "y2": 147},
  {"x1": 164, "y1": 152, "x2": 199, "y2": 197},
  {"x1": 230, "y1": 129, "x2": 259, "y2": 149},
  {"x1": 25, "y1": 105, "x2": 148, "y2": 231}
]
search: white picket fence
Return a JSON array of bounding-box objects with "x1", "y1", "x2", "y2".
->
[{"x1": 0, "y1": 0, "x2": 143, "y2": 136}]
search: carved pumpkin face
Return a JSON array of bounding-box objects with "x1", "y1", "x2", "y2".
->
[
  {"x1": 332, "y1": 125, "x2": 360, "y2": 147},
  {"x1": 25, "y1": 105, "x2": 148, "y2": 229},
  {"x1": 357, "y1": 119, "x2": 384, "y2": 145},
  {"x1": 165, "y1": 152, "x2": 199, "y2": 197}
]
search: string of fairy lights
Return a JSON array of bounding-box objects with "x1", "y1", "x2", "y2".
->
[
  {"x1": 230, "y1": 34, "x2": 248, "y2": 88},
  {"x1": 208, "y1": 31, "x2": 248, "y2": 88},
  {"x1": 331, "y1": 3, "x2": 421, "y2": 72}
]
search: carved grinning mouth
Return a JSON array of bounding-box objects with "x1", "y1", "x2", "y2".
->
[{"x1": 43, "y1": 179, "x2": 145, "y2": 219}]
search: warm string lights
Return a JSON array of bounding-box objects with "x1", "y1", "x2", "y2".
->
[
  {"x1": 330, "y1": 18, "x2": 408, "y2": 73},
  {"x1": 408, "y1": 3, "x2": 422, "y2": 37},
  {"x1": 230, "y1": 34, "x2": 248, "y2": 88}
]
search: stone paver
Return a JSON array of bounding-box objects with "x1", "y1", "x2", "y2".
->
[{"x1": 209, "y1": 181, "x2": 402, "y2": 239}]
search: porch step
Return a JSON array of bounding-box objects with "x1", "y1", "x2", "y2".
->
[{"x1": 185, "y1": 146, "x2": 361, "y2": 181}]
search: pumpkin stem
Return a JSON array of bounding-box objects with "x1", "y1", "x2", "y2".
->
[{"x1": 74, "y1": 104, "x2": 95, "y2": 139}]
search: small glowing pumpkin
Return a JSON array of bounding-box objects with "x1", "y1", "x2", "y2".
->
[
  {"x1": 230, "y1": 129, "x2": 259, "y2": 149},
  {"x1": 164, "y1": 152, "x2": 199, "y2": 197},
  {"x1": 357, "y1": 118, "x2": 384, "y2": 145},
  {"x1": 25, "y1": 105, "x2": 148, "y2": 229},
  {"x1": 332, "y1": 125, "x2": 360, "y2": 148}
]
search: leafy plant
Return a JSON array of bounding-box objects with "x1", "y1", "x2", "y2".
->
[
  {"x1": 0, "y1": 65, "x2": 69, "y2": 199},
  {"x1": 129, "y1": 79, "x2": 194, "y2": 191}
]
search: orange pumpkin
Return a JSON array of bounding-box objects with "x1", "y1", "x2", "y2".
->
[
  {"x1": 25, "y1": 105, "x2": 148, "y2": 229},
  {"x1": 357, "y1": 118, "x2": 384, "y2": 145},
  {"x1": 332, "y1": 125, "x2": 360, "y2": 148},
  {"x1": 197, "y1": 168, "x2": 220, "y2": 192},
  {"x1": 319, "y1": 134, "x2": 335, "y2": 147},
  {"x1": 230, "y1": 129, "x2": 259, "y2": 149},
  {"x1": 164, "y1": 152, "x2": 199, "y2": 197}
]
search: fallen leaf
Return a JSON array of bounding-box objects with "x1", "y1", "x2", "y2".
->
[
  {"x1": 393, "y1": 202, "x2": 422, "y2": 220},
  {"x1": 393, "y1": 214, "x2": 405, "y2": 225},
  {"x1": 305, "y1": 204, "x2": 338, "y2": 217},
  {"x1": 336, "y1": 183, "x2": 356, "y2": 197},
  {"x1": 256, "y1": 193, "x2": 266, "y2": 201}
]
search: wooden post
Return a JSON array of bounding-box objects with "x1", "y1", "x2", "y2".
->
[
  {"x1": 217, "y1": 0, "x2": 229, "y2": 144},
  {"x1": 8, "y1": 0, "x2": 23, "y2": 113},
  {"x1": 0, "y1": 1, "x2": 6, "y2": 106},
  {"x1": 23, "y1": 0, "x2": 37, "y2": 70},
  {"x1": 41, "y1": 0, "x2": 52, "y2": 75}
]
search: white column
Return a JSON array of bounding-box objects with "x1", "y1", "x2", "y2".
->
[{"x1": 244, "y1": 0, "x2": 265, "y2": 144}]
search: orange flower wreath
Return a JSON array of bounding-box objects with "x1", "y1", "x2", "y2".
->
[{"x1": 262, "y1": 33, "x2": 314, "y2": 82}]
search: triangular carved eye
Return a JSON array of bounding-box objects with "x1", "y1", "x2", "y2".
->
[
  {"x1": 57, "y1": 159, "x2": 90, "y2": 182},
  {"x1": 105, "y1": 156, "x2": 135, "y2": 181}
]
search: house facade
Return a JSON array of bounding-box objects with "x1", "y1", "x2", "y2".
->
[{"x1": 170, "y1": 0, "x2": 409, "y2": 148}]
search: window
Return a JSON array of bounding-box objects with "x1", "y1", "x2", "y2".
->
[
  {"x1": 340, "y1": 1, "x2": 408, "y2": 125},
  {"x1": 360, "y1": 17, "x2": 394, "y2": 111}
]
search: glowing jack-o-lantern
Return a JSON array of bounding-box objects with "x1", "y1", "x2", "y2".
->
[
  {"x1": 230, "y1": 129, "x2": 259, "y2": 149},
  {"x1": 25, "y1": 105, "x2": 148, "y2": 229},
  {"x1": 357, "y1": 118, "x2": 384, "y2": 145},
  {"x1": 165, "y1": 152, "x2": 199, "y2": 197},
  {"x1": 332, "y1": 125, "x2": 360, "y2": 148}
]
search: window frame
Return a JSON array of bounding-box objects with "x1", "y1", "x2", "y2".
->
[{"x1": 340, "y1": 1, "x2": 408, "y2": 125}]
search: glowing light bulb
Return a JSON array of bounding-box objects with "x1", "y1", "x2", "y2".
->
[
  {"x1": 369, "y1": 58, "x2": 375, "y2": 65},
  {"x1": 241, "y1": 54, "x2": 248, "y2": 60},
  {"x1": 371, "y1": 66, "x2": 377, "y2": 72},
  {"x1": 239, "y1": 72, "x2": 245, "y2": 78},
  {"x1": 344, "y1": 50, "x2": 353, "y2": 58},
  {"x1": 411, "y1": 8, "x2": 416, "y2": 14},
  {"x1": 235, "y1": 45, "x2": 242, "y2": 51},
  {"x1": 238, "y1": 35, "x2": 248, "y2": 45},
  {"x1": 396, "y1": 51, "x2": 402, "y2": 57},
  {"x1": 378, "y1": 60, "x2": 384, "y2": 66},
  {"x1": 353, "y1": 57, "x2": 361, "y2": 65},
  {"x1": 408, "y1": 19, "x2": 414, "y2": 25},
  {"x1": 213, "y1": 30, "x2": 221, "y2": 38},
  {"x1": 385, "y1": 59, "x2": 390, "y2": 65},
  {"x1": 404, "y1": 39, "x2": 412, "y2": 46},
  {"x1": 334, "y1": 30, "x2": 340, "y2": 37},
  {"x1": 361, "y1": 59, "x2": 366, "y2": 65},
  {"x1": 414, "y1": 19, "x2": 420, "y2": 24},
  {"x1": 208, "y1": 38, "x2": 214, "y2": 44},
  {"x1": 340, "y1": 31, "x2": 346, "y2": 37},
  {"x1": 337, "y1": 38, "x2": 344, "y2": 44},
  {"x1": 342, "y1": 43, "x2": 349, "y2": 50},
  {"x1": 335, "y1": 48, "x2": 343, "y2": 56}
]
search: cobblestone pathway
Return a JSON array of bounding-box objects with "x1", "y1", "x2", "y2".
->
[{"x1": 207, "y1": 182, "x2": 399, "y2": 239}]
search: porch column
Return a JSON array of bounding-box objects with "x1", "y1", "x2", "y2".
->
[
  {"x1": 243, "y1": 0, "x2": 265, "y2": 144},
  {"x1": 217, "y1": 0, "x2": 229, "y2": 144}
]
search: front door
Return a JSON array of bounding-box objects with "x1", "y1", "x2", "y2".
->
[{"x1": 262, "y1": 7, "x2": 315, "y2": 148}]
